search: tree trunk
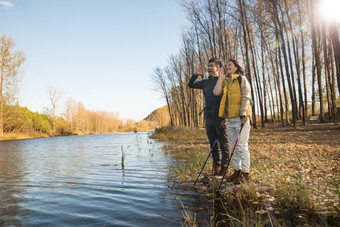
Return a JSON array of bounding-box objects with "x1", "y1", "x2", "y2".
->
[
  {"x1": 278, "y1": 46, "x2": 289, "y2": 125},
  {"x1": 328, "y1": 43, "x2": 337, "y2": 124},
  {"x1": 239, "y1": 0, "x2": 257, "y2": 128},
  {"x1": 244, "y1": 0, "x2": 264, "y2": 127},
  {"x1": 310, "y1": 0, "x2": 326, "y2": 123},
  {"x1": 261, "y1": 42, "x2": 268, "y2": 123},
  {"x1": 297, "y1": 0, "x2": 307, "y2": 125},
  {"x1": 272, "y1": 0, "x2": 296, "y2": 128},
  {"x1": 322, "y1": 22, "x2": 332, "y2": 120},
  {"x1": 312, "y1": 59, "x2": 316, "y2": 116},
  {"x1": 328, "y1": 22, "x2": 340, "y2": 95}
]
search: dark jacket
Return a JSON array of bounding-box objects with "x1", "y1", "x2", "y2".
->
[{"x1": 188, "y1": 74, "x2": 221, "y2": 119}]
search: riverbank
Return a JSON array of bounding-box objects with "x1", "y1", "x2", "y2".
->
[
  {"x1": 0, "y1": 131, "x2": 142, "y2": 141},
  {"x1": 0, "y1": 131, "x2": 50, "y2": 141},
  {"x1": 151, "y1": 122, "x2": 340, "y2": 226}
]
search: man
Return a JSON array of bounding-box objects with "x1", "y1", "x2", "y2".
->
[{"x1": 188, "y1": 58, "x2": 229, "y2": 177}]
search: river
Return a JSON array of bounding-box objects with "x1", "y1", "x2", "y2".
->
[{"x1": 0, "y1": 132, "x2": 212, "y2": 226}]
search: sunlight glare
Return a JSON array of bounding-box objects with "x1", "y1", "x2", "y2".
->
[{"x1": 320, "y1": 0, "x2": 340, "y2": 23}]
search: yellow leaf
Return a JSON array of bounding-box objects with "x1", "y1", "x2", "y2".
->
[{"x1": 255, "y1": 210, "x2": 266, "y2": 214}]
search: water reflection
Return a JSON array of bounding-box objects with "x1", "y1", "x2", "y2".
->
[
  {"x1": 0, "y1": 140, "x2": 32, "y2": 226},
  {"x1": 0, "y1": 133, "x2": 212, "y2": 226}
]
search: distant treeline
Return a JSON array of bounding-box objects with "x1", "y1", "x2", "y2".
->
[
  {"x1": 2, "y1": 104, "x2": 169, "y2": 137},
  {"x1": 0, "y1": 34, "x2": 171, "y2": 137},
  {"x1": 152, "y1": 0, "x2": 339, "y2": 129}
]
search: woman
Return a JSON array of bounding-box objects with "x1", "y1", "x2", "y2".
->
[{"x1": 213, "y1": 59, "x2": 252, "y2": 183}]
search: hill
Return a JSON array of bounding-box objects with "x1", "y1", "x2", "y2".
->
[{"x1": 144, "y1": 106, "x2": 170, "y2": 127}]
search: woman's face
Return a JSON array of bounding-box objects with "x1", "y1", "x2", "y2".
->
[{"x1": 225, "y1": 61, "x2": 238, "y2": 75}]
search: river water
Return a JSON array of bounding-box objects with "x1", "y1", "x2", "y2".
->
[{"x1": 0, "y1": 132, "x2": 212, "y2": 226}]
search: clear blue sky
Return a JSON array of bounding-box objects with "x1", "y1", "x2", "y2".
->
[{"x1": 0, "y1": 0, "x2": 188, "y2": 121}]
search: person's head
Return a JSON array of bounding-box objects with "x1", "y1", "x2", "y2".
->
[
  {"x1": 225, "y1": 59, "x2": 244, "y2": 76},
  {"x1": 208, "y1": 58, "x2": 221, "y2": 76}
]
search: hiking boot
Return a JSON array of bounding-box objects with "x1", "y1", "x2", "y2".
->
[
  {"x1": 225, "y1": 169, "x2": 241, "y2": 182},
  {"x1": 214, "y1": 166, "x2": 228, "y2": 179},
  {"x1": 207, "y1": 164, "x2": 221, "y2": 176},
  {"x1": 233, "y1": 172, "x2": 250, "y2": 184}
]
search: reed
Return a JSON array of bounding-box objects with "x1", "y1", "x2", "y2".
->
[
  {"x1": 121, "y1": 145, "x2": 128, "y2": 169},
  {"x1": 180, "y1": 201, "x2": 197, "y2": 227},
  {"x1": 214, "y1": 183, "x2": 274, "y2": 226}
]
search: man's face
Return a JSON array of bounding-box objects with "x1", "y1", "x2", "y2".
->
[{"x1": 208, "y1": 62, "x2": 219, "y2": 76}]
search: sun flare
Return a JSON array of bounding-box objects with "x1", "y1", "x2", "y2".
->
[{"x1": 320, "y1": 0, "x2": 340, "y2": 23}]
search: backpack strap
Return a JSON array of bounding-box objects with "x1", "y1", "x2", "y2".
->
[
  {"x1": 232, "y1": 75, "x2": 242, "y2": 86},
  {"x1": 237, "y1": 75, "x2": 242, "y2": 85}
]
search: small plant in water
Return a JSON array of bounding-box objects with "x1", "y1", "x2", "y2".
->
[{"x1": 121, "y1": 145, "x2": 128, "y2": 169}]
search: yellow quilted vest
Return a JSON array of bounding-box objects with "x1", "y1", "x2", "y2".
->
[{"x1": 218, "y1": 74, "x2": 252, "y2": 119}]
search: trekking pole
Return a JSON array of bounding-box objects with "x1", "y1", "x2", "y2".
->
[
  {"x1": 194, "y1": 130, "x2": 221, "y2": 186},
  {"x1": 217, "y1": 123, "x2": 244, "y2": 194}
]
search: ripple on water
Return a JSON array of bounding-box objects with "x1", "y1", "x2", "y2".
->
[{"x1": 0, "y1": 133, "x2": 212, "y2": 226}]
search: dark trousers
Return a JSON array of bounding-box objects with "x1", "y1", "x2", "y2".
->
[{"x1": 205, "y1": 118, "x2": 229, "y2": 167}]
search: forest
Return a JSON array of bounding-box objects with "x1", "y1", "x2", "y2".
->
[{"x1": 152, "y1": 0, "x2": 339, "y2": 129}]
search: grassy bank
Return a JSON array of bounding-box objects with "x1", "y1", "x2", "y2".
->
[
  {"x1": 0, "y1": 131, "x2": 49, "y2": 141},
  {"x1": 151, "y1": 122, "x2": 340, "y2": 226},
  {"x1": 0, "y1": 129, "x2": 139, "y2": 141}
]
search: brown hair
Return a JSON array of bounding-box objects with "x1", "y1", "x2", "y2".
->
[
  {"x1": 228, "y1": 59, "x2": 244, "y2": 75},
  {"x1": 208, "y1": 58, "x2": 222, "y2": 68}
]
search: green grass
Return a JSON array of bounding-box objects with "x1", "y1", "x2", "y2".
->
[
  {"x1": 274, "y1": 155, "x2": 315, "y2": 214},
  {"x1": 172, "y1": 148, "x2": 213, "y2": 179}
]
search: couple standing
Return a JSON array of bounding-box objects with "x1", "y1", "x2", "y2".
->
[{"x1": 188, "y1": 58, "x2": 252, "y2": 184}]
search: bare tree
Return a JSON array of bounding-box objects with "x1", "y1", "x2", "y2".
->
[
  {"x1": 48, "y1": 87, "x2": 63, "y2": 133},
  {"x1": 151, "y1": 67, "x2": 174, "y2": 126},
  {"x1": 156, "y1": 0, "x2": 338, "y2": 129},
  {"x1": 310, "y1": 0, "x2": 326, "y2": 122},
  {"x1": 0, "y1": 35, "x2": 25, "y2": 136},
  {"x1": 328, "y1": 21, "x2": 340, "y2": 95}
]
